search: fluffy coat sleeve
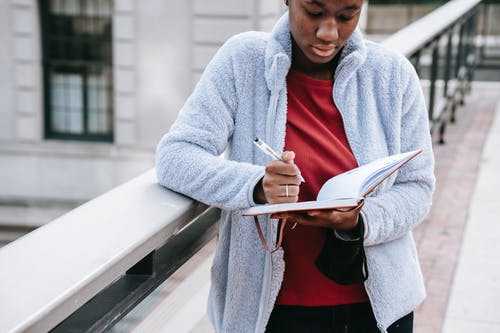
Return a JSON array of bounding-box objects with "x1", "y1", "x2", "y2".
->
[
  {"x1": 361, "y1": 58, "x2": 436, "y2": 246},
  {"x1": 155, "y1": 38, "x2": 265, "y2": 210}
]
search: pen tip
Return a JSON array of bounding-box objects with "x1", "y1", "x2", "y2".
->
[{"x1": 253, "y1": 137, "x2": 259, "y2": 142}]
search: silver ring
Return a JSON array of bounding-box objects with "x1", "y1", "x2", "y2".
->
[{"x1": 285, "y1": 184, "x2": 289, "y2": 197}]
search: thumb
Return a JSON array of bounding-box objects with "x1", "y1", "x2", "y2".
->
[{"x1": 282, "y1": 151, "x2": 296, "y2": 163}]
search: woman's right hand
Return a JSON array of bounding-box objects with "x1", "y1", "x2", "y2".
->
[{"x1": 254, "y1": 151, "x2": 302, "y2": 204}]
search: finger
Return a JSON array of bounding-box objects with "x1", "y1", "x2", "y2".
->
[
  {"x1": 270, "y1": 213, "x2": 287, "y2": 220},
  {"x1": 271, "y1": 213, "x2": 299, "y2": 220},
  {"x1": 274, "y1": 184, "x2": 299, "y2": 197},
  {"x1": 265, "y1": 162, "x2": 302, "y2": 181},
  {"x1": 281, "y1": 151, "x2": 301, "y2": 180},
  {"x1": 262, "y1": 173, "x2": 302, "y2": 187},
  {"x1": 306, "y1": 210, "x2": 324, "y2": 217},
  {"x1": 276, "y1": 185, "x2": 299, "y2": 198},
  {"x1": 271, "y1": 211, "x2": 304, "y2": 219},
  {"x1": 263, "y1": 184, "x2": 300, "y2": 204},
  {"x1": 306, "y1": 209, "x2": 352, "y2": 221},
  {"x1": 281, "y1": 150, "x2": 296, "y2": 163},
  {"x1": 266, "y1": 184, "x2": 296, "y2": 197},
  {"x1": 279, "y1": 152, "x2": 304, "y2": 183},
  {"x1": 307, "y1": 199, "x2": 364, "y2": 217}
]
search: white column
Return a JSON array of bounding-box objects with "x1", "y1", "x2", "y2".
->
[
  {"x1": 10, "y1": 0, "x2": 42, "y2": 141},
  {"x1": 114, "y1": 1, "x2": 137, "y2": 146}
]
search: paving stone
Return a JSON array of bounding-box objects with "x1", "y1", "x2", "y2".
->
[{"x1": 413, "y1": 82, "x2": 500, "y2": 333}]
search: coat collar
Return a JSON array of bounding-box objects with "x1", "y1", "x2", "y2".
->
[{"x1": 264, "y1": 13, "x2": 292, "y2": 92}]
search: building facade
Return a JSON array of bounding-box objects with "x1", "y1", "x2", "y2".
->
[{"x1": 0, "y1": 0, "x2": 284, "y2": 212}]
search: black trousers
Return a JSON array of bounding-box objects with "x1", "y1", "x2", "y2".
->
[{"x1": 265, "y1": 302, "x2": 413, "y2": 333}]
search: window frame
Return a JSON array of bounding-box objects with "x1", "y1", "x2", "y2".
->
[{"x1": 39, "y1": 0, "x2": 114, "y2": 142}]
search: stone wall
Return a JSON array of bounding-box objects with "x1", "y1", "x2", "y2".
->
[{"x1": 0, "y1": 0, "x2": 283, "y2": 205}]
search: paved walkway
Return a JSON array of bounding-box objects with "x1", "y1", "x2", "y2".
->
[
  {"x1": 441, "y1": 86, "x2": 500, "y2": 332},
  {"x1": 413, "y1": 81, "x2": 500, "y2": 333}
]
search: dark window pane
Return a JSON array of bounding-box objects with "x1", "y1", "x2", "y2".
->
[
  {"x1": 41, "y1": 0, "x2": 113, "y2": 141},
  {"x1": 87, "y1": 68, "x2": 112, "y2": 134}
]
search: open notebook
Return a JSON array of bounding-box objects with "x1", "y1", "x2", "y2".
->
[{"x1": 242, "y1": 149, "x2": 422, "y2": 216}]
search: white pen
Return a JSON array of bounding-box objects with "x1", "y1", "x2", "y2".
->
[{"x1": 253, "y1": 137, "x2": 305, "y2": 183}]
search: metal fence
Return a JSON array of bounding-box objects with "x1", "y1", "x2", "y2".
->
[{"x1": 382, "y1": 0, "x2": 482, "y2": 144}]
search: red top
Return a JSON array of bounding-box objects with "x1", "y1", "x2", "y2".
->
[{"x1": 276, "y1": 69, "x2": 368, "y2": 306}]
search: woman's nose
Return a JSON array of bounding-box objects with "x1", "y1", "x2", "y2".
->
[{"x1": 316, "y1": 18, "x2": 339, "y2": 42}]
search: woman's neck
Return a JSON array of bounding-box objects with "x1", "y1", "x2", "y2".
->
[{"x1": 290, "y1": 42, "x2": 342, "y2": 80}]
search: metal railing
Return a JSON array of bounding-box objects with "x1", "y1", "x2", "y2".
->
[
  {"x1": 382, "y1": 0, "x2": 482, "y2": 144},
  {"x1": 0, "y1": 0, "x2": 494, "y2": 332},
  {"x1": 0, "y1": 170, "x2": 220, "y2": 333}
]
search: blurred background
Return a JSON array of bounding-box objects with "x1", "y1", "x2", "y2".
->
[{"x1": 0, "y1": 1, "x2": 499, "y2": 332}]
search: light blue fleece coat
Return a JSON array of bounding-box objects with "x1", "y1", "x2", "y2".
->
[{"x1": 156, "y1": 13, "x2": 435, "y2": 333}]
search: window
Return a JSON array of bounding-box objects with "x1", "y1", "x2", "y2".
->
[{"x1": 40, "y1": 0, "x2": 113, "y2": 141}]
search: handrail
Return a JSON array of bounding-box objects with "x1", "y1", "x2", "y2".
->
[
  {"x1": 382, "y1": 0, "x2": 481, "y2": 57},
  {"x1": 382, "y1": 0, "x2": 483, "y2": 144},
  {"x1": 0, "y1": 169, "x2": 219, "y2": 333}
]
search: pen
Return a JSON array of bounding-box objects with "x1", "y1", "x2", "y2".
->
[{"x1": 253, "y1": 137, "x2": 305, "y2": 183}]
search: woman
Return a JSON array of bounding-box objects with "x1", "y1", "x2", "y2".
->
[{"x1": 156, "y1": 0, "x2": 435, "y2": 332}]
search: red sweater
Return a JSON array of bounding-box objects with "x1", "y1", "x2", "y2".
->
[{"x1": 276, "y1": 70, "x2": 368, "y2": 306}]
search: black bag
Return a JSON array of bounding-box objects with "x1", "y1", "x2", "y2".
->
[{"x1": 315, "y1": 218, "x2": 369, "y2": 285}]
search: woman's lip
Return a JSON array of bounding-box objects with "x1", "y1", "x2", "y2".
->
[{"x1": 311, "y1": 45, "x2": 336, "y2": 57}]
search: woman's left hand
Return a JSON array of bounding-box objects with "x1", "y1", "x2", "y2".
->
[{"x1": 270, "y1": 200, "x2": 364, "y2": 231}]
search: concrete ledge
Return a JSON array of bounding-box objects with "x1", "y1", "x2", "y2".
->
[{"x1": 0, "y1": 169, "x2": 207, "y2": 332}]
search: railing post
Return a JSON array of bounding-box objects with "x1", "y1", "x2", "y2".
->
[
  {"x1": 444, "y1": 30, "x2": 453, "y2": 100},
  {"x1": 411, "y1": 50, "x2": 421, "y2": 77},
  {"x1": 455, "y1": 23, "x2": 465, "y2": 81},
  {"x1": 479, "y1": 2, "x2": 488, "y2": 60},
  {"x1": 429, "y1": 40, "x2": 439, "y2": 127},
  {"x1": 465, "y1": 9, "x2": 479, "y2": 86}
]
